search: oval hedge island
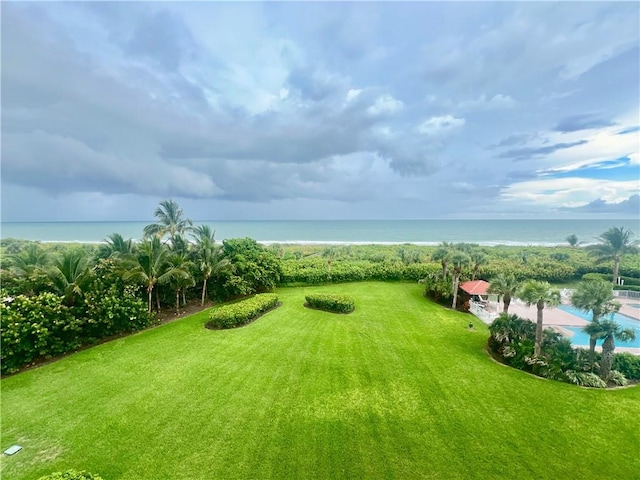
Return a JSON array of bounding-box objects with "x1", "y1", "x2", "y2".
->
[
  {"x1": 304, "y1": 293, "x2": 356, "y2": 314},
  {"x1": 205, "y1": 293, "x2": 281, "y2": 330}
]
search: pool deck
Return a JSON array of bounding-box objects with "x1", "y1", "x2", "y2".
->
[{"x1": 489, "y1": 297, "x2": 640, "y2": 356}]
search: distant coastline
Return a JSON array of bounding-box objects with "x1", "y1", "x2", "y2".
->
[{"x1": 1, "y1": 219, "x2": 638, "y2": 246}]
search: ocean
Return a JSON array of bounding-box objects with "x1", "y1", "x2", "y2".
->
[{"x1": 1, "y1": 219, "x2": 638, "y2": 246}]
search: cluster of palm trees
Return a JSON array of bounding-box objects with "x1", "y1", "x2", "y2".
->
[
  {"x1": 488, "y1": 226, "x2": 638, "y2": 380},
  {"x1": 6, "y1": 200, "x2": 232, "y2": 315},
  {"x1": 104, "y1": 200, "x2": 232, "y2": 314},
  {"x1": 430, "y1": 242, "x2": 487, "y2": 309}
]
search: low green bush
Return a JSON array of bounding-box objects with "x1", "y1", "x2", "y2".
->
[
  {"x1": 206, "y1": 293, "x2": 279, "y2": 329},
  {"x1": 38, "y1": 470, "x2": 103, "y2": 480},
  {"x1": 612, "y1": 352, "x2": 640, "y2": 380},
  {"x1": 614, "y1": 285, "x2": 640, "y2": 292},
  {"x1": 581, "y1": 273, "x2": 609, "y2": 282},
  {"x1": 305, "y1": 293, "x2": 355, "y2": 314}
]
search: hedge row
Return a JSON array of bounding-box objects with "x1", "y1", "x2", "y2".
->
[
  {"x1": 206, "y1": 293, "x2": 279, "y2": 329},
  {"x1": 305, "y1": 294, "x2": 355, "y2": 314},
  {"x1": 582, "y1": 272, "x2": 640, "y2": 286},
  {"x1": 281, "y1": 259, "x2": 440, "y2": 284},
  {"x1": 1, "y1": 291, "x2": 152, "y2": 376}
]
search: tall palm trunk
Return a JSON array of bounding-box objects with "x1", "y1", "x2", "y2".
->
[
  {"x1": 176, "y1": 290, "x2": 180, "y2": 315},
  {"x1": 451, "y1": 272, "x2": 461, "y2": 309},
  {"x1": 588, "y1": 336, "x2": 597, "y2": 369},
  {"x1": 147, "y1": 287, "x2": 153, "y2": 314},
  {"x1": 201, "y1": 276, "x2": 208, "y2": 306},
  {"x1": 613, "y1": 256, "x2": 620, "y2": 285},
  {"x1": 503, "y1": 294, "x2": 511, "y2": 314},
  {"x1": 600, "y1": 335, "x2": 615, "y2": 379},
  {"x1": 534, "y1": 300, "x2": 544, "y2": 357}
]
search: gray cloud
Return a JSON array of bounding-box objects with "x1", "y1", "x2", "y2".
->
[
  {"x1": 488, "y1": 133, "x2": 541, "y2": 149},
  {"x1": 125, "y1": 9, "x2": 197, "y2": 70},
  {"x1": 1, "y1": 1, "x2": 638, "y2": 221},
  {"x1": 554, "y1": 113, "x2": 616, "y2": 132},
  {"x1": 498, "y1": 140, "x2": 588, "y2": 161}
]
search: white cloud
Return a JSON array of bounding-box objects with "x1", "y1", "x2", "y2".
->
[
  {"x1": 458, "y1": 93, "x2": 517, "y2": 110},
  {"x1": 418, "y1": 115, "x2": 466, "y2": 136},
  {"x1": 345, "y1": 89, "x2": 362, "y2": 103},
  {"x1": 366, "y1": 94, "x2": 404, "y2": 116},
  {"x1": 500, "y1": 177, "x2": 638, "y2": 208}
]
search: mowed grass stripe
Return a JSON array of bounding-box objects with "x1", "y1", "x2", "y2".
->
[{"x1": 1, "y1": 282, "x2": 639, "y2": 479}]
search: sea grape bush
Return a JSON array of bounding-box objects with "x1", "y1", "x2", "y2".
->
[
  {"x1": 281, "y1": 258, "x2": 440, "y2": 285},
  {"x1": 212, "y1": 238, "x2": 282, "y2": 299},
  {"x1": 305, "y1": 293, "x2": 355, "y2": 313},
  {"x1": 1, "y1": 292, "x2": 80, "y2": 375},
  {"x1": 0, "y1": 286, "x2": 152, "y2": 375},
  {"x1": 207, "y1": 293, "x2": 279, "y2": 329}
]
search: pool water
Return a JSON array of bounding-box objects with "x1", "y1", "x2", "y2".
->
[{"x1": 558, "y1": 305, "x2": 640, "y2": 349}]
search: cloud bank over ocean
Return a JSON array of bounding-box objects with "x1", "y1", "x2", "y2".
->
[{"x1": 1, "y1": 2, "x2": 638, "y2": 221}]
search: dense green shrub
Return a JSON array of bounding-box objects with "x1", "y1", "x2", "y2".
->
[
  {"x1": 38, "y1": 470, "x2": 103, "y2": 480},
  {"x1": 213, "y1": 238, "x2": 282, "y2": 299},
  {"x1": 1, "y1": 292, "x2": 82, "y2": 375},
  {"x1": 581, "y1": 273, "x2": 608, "y2": 282},
  {"x1": 206, "y1": 293, "x2": 279, "y2": 329},
  {"x1": 612, "y1": 352, "x2": 640, "y2": 380},
  {"x1": 421, "y1": 276, "x2": 453, "y2": 306},
  {"x1": 305, "y1": 293, "x2": 355, "y2": 314},
  {"x1": 1, "y1": 265, "x2": 153, "y2": 375},
  {"x1": 486, "y1": 313, "x2": 627, "y2": 388}
]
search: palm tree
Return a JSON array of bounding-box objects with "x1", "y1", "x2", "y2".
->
[
  {"x1": 97, "y1": 233, "x2": 134, "y2": 259},
  {"x1": 449, "y1": 250, "x2": 471, "y2": 309},
  {"x1": 143, "y1": 199, "x2": 193, "y2": 245},
  {"x1": 47, "y1": 249, "x2": 92, "y2": 305},
  {"x1": 598, "y1": 320, "x2": 636, "y2": 380},
  {"x1": 192, "y1": 225, "x2": 231, "y2": 306},
  {"x1": 566, "y1": 234, "x2": 580, "y2": 248},
  {"x1": 587, "y1": 227, "x2": 638, "y2": 284},
  {"x1": 6, "y1": 243, "x2": 51, "y2": 279},
  {"x1": 571, "y1": 279, "x2": 621, "y2": 368},
  {"x1": 488, "y1": 273, "x2": 520, "y2": 314},
  {"x1": 165, "y1": 253, "x2": 195, "y2": 315},
  {"x1": 469, "y1": 250, "x2": 487, "y2": 281},
  {"x1": 122, "y1": 237, "x2": 174, "y2": 313},
  {"x1": 519, "y1": 280, "x2": 561, "y2": 357},
  {"x1": 432, "y1": 243, "x2": 452, "y2": 279},
  {"x1": 322, "y1": 246, "x2": 338, "y2": 280}
]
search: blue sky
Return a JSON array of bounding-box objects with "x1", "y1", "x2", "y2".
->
[{"x1": 1, "y1": 1, "x2": 638, "y2": 221}]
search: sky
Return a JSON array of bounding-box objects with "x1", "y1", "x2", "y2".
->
[{"x1": 1, "y1": 1, "x2": 639, "y2": 221}]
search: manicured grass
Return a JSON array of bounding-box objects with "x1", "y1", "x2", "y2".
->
[{"x1": 2, "y1": 282, "x2": 639, "y2": 479}]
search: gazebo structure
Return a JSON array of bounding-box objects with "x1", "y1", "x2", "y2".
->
[{"x1": 459, "y1": 280, "x2": 498, "y2": 324}]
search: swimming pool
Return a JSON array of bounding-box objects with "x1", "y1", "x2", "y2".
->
[{"x1": 558, "y1": 305, "x2": 640, "y2": 349}]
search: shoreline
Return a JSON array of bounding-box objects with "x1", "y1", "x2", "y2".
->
[{"x1": 1, "y1": 238, "x2": 599, "y2": 247}]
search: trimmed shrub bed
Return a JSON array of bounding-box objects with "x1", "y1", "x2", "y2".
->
[
  {"x1": 206, "y1": 293, "x2": 279, "y2": 329},
  {"x1": 305, "y1": 293, "x2": 355, "y2": 314}
]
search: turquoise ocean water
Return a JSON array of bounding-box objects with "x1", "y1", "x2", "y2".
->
[{"x1": 1, "y1": 219, "x2": 638, "y2": 245}]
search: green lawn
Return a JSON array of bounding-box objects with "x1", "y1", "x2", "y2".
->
[{"x1": 2, "y1": 282, "x2": 639, "y2": 479}]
